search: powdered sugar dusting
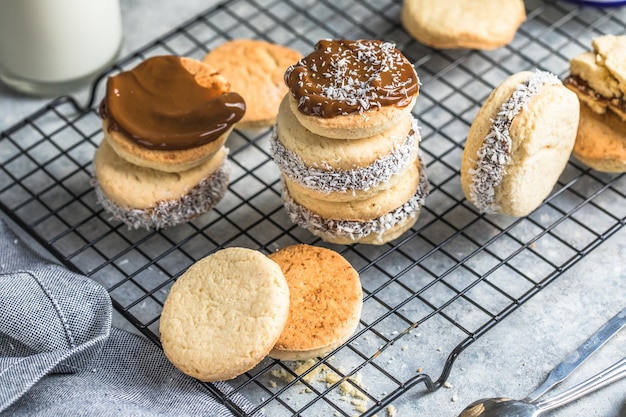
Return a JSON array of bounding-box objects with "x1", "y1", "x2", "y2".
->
[
  {"x1": 282, "y1": 156, "x2": 429, "y2": 243},
  {"x1": 271, "y1": 117, "x2": 420, "y2": 194},
  {"x1": 468, "y1": 70, "x2": 561, "y2": 214},
  {"x1": 93, "y1": 160, "x2": 231, "y2": 230}
]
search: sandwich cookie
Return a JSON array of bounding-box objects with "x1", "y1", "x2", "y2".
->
[
  {"x1": 100, "y1": 56, "x2": 245, "y2": 173},
  {"x1": 461, "y1": 70, "x2": 579, "y2": 217},
  {"x1": 271, "y1": 95, "x2": 420, "y2": 202},
  {"x1": 282, "y1": 158, "x2": 429, "y2": 245},
  {"x1": 274, "y1": 39, "x2": 429, "y2": 244},
  {"x1": 564, "y1": 35, "x2": 626, "y2": 172},
  {"x1": 92, "y1": 140, "x2": 230, "y2": 230},
  {"x1": 284, "y1": 158, "x2": 422, "y2": 221}
]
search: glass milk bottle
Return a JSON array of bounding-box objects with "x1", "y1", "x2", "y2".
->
[{"x1": 0, "y1": 0, "x2": 123, "y2": 96}]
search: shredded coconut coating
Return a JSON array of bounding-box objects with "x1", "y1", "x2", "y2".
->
[
  {"x1": 271, "y1": 117, "x2": 420, "y2": 194},
  {"x1": 468, "y1": 70, "x2": 561, "y2": 214},
  {"x1": 93, "y1": 160, "x2": 231, "y2": 230},
  {"x1": 282, "y1": 155, "x2": 429, "y2": 243}
]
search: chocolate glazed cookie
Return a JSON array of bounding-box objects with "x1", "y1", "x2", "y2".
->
[{"x1": 93, "y1": 55, "x2": 245, "y2": 229}]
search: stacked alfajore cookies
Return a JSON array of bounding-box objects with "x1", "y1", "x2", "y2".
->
[
  {"x1": 93, "y1": 55, "x2": 245, "y2": 229},
  {"x1": 272, "y1": 39, "x2": 429, "y2": 245}
]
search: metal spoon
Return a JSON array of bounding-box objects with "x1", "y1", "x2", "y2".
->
[
  {"x1": 456, "y1": 306, "x2": 626, "y2": 417},
  {"x1": 458, "y1": 356, "x2": 626, "y2": 417}
]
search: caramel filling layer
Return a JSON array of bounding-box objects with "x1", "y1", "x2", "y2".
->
[
  {"x1": 564, "y1": 75, "x2": 626, "y2": 113},
  {"x1": 100, "y1": 56, "x2": 245, "y2": 150},
  {"x1": 284, "y1": 39, "x2": 418, "y2": 118}
]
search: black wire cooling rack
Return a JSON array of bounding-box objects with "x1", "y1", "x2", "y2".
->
[{"x1": 1, "y1": 0, "x2": 626, "y2": 416}]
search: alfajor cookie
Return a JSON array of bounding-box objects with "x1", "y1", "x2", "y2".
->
[
  {"x1": 92, "y1": 139, "x2": 230, "y2": 230},
  {"x1": 285, "y1": 159, "x2": 422, "y2": 222},
  {"x1": 401, "y1": 0, "x2": 526, "y2": 50},
  {"x1": 100, "y1": 55, "x2": 245, "y2": 173},
  {"x1": 271, "y1": 95, "x2": 420, "y2": 202},
  {"x1": 461, "y1": 70, "x2": 579, "y2": 217},
  {"x1": 267, "y1": 244, "x2": 362, "y2": 361},
  {"x1": 564, "y1": 35, "x2": 626, "y2": 172},
  {"x1": 283, "y1": 39, "x2": 419, "y2": 139},
  {"x1": 282, "y1": 157, "x2": 429, "y2": 245},
  {"x1": 160, "y1": 247, "x2": 290, "y2": 382},
  {"x1": 203, "y1": 39, "x2": 302, "y2": 130}
]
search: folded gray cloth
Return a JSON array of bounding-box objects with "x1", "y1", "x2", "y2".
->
[{"x1": 0, "y1": 219, "x2": 260, "y2": 417}]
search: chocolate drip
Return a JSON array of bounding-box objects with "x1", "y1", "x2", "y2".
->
[
  {"x1": 100, "y1": 55, "x2": 245, "y2": 150},
  {"x1": 284, "y1": 39, "x2": 418, "y2": 118}
]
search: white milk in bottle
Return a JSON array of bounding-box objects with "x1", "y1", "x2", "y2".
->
[{"x1": 0, "y1": 0, "x2": 123, "y2": 96}]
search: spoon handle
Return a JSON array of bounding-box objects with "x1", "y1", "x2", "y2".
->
[
  {"x1": 525, "y1": 306, "x2": 626, "y2": 402},
  {"x1": 535, "y1": 356, "x2": 626, "y2": 412}
]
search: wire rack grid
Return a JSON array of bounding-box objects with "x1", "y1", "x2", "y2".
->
[{"x1": 1, "y1": 0, "x2": 626, "y2": 416}]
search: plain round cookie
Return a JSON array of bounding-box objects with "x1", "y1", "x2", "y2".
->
[
  {"x1": 460, "y1": 71, "x2": 579, "y2": 217},
  {"x1": 159, "y1": 247, "x2": 290, "y2": 382},
  {"x1": 267, "y1": 244, "x2": 362, "y2": 360},
  {"x1": 285, "y1": 160, "x2": 421, "y2": 221},
  {"x1": 203, "y1": 39, "x2": 302, "y2": 130},
  {"x1": 401, "y1": 0, "x2": 526, "y2": 50},
  {"x1": 572, "y1": 103, "x2": 626, "y2": 173},
  {"x1": 93, "y1": 139, "x2": 229, "y2": 229}
]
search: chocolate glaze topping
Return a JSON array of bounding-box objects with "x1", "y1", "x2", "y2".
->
[
  {"x1": 100, "y1": 55, "x2": 245, "y2": 150},
  {"x1": 284, "y1": 39, "x2": 419, "y2": 118}
]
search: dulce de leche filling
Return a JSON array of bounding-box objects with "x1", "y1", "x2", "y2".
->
[
  {"x1": 100, "y1": 55, "x2": 245, "y2": 150},
  {"x1": 284, "y1": 39, "x2": 419, "y2": 118}
]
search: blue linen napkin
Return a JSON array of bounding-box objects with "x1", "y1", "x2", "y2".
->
[{"x1": 0, "y1": 219, "x2": 260, "y2": 417}]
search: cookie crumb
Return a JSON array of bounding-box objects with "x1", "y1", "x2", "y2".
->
[{"x1": 295, "y1": 359, "x2": 323, "y2": 383}]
